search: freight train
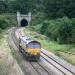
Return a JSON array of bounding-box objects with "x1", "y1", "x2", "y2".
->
[{"x1": 19, "y1": 36, "x2": 41, "y2": 61}]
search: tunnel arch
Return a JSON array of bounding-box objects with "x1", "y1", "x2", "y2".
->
[{"x1": 20, "y1": 19, "x2": 28, "y2": 27}]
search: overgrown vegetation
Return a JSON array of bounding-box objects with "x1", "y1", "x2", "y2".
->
[
  {"x1": 0, "y1": 14, "x2": 17, "y2": 32},
  {"x1": 0, "y1": 0, "x2": 75, "y2": 18},
  {"x1": 31, "y1": 17, "x2": 75, "y2": 44},
  {"x1": 0, "y1": 0, "x2": 75, "y2": 44}
]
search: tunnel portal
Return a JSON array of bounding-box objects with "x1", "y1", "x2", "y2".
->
[{"x1": 20, "y1": 19, "x2": 28, "y2": 27}]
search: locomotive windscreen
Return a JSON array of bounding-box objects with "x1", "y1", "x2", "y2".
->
[{"x1": 27, "y1": 42, "x2": 41, "y2": 48}]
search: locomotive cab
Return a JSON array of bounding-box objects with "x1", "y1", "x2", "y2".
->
[
  {"x1": 19, "y1": 36, "x2": 41, "y2": 60},
  {"x1": 26, "y1": 41, "x2": 41, "y2": 59}
]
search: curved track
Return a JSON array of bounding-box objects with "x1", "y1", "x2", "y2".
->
[
  {"x1": 41, "y1": 50, "x2": 75, "y2": 75},
  {"x1": 8, "y1": 27, "x2": 75, "y2": 75}
]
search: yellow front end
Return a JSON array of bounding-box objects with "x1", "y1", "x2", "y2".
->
[{"x1": 27, "y1": 48, "x2": 40, "y2": 56}]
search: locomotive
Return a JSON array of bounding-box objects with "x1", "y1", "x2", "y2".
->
[{"x1": 19, "y1": 36, "x2": 41, "y2": 60}]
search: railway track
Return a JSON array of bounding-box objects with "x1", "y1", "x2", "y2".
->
[
  {"x1": 41, "y1": 53, "x2": 74, "y2": 75},
  {"x1": 41, "y1": 50, "x2": 75, "y2": 75},
  {"x1": 8, "y1": 27, "x2": 75, "y2": 75},
  {"x1": 9, "y1": 27, "x2": 54, "y2": 75}
]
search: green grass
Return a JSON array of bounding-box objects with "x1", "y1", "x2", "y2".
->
[
  {"x1": 61, "y1": 56, "x2": 75, "y2": 66},
  {"x1": 0, "y1": 29, "x2": 23, "y2": 75},
  {"x1": 0, "y1": 31, "x2": 13, "y2": 75},
  {"x1": 11, "y1": 49, "x2": 21, "y2": 63},
  {"x1": 0, "y1": 33, "x2": 11, "y2": 55}
]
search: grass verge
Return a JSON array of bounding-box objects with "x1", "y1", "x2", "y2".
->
[{"x1": 0, "y1": 29, "x2": 21, "y2": 75}]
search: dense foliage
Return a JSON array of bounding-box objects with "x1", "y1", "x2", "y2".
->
[
  {"x1": 44, "y1": 0, "x2": 75, "y2": 19},
  {"x1": 0, "y1": 0, "x2": 75, "y2": 18},
  {"x1": 0, "y1": 0, "x2": 44, "y2": 14},
  {"x1": 0, "y1": 0, "x2": 75, "y2": 44},
  {"x1": 0, "y1": 14, "x2": 17, "y2": 31},
  {"x1": 32, "y1": 17, "x2": 75, "y2": 43}
]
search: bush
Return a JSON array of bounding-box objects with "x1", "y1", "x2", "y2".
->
[
  {"x1": 31, "y1": 16, "x2": 75, "y2": 44},
  {"x1": 40, "y1": 21, "x2": 49, "y2": 34},
  {"x1": 0, "y1": 14, "x2": 17, "y2": 29},
  {"x1": 39, "y1": 17, "x2": 75, "y2": 44},
  {"x1": 45, "y1": 20, "x2": 61, "y2": 41},
  {"x1": 71, "y1": 18, "x2": 75, "y2": 43},
  {"x1": 0, "y1": 28, "x2": 2, "y2": 33},
  {"x1": 58, "y1": 18, "x2": 72, "y2": 43},
  {"x1": 32, "y1": 24, "x2": 43, "y2": 33},
  {"x1": 31, "y1": 12, "x2": 45, "y2": 26},
  {"x1": 0, "y1": 19, "x2": 8, "y2": 29}
]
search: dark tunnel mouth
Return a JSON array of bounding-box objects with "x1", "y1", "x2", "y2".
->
[{"x1": 20, "y1": 19, "x2": 28, "y2": 27}]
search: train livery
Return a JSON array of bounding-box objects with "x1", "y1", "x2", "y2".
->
[{"x1": 19, "y1": 36, "x2": 41, "y2": 60}]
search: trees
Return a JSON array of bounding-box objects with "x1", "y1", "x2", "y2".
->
[
  {"x1": 58, "y1": 18, "x2": 72, "y2": 43},
  {"x1": 44, "y1": 0, "x2": 75, "y2": 19},
  {"x1": 40, "y1": 17, "x2": 74, "y2": 43},
  {"x1": 0, "y1": 0, "x2": 7, "y2": 13},
  {"x1": 0, "y1": 0, "x2": 75, "y2": 43},
  {"x1": 0, "y1": 0, "x2": 75, "y2": 18},
  {"x1": 0, "y1": 0, "x2": 44, "y2": 14}
]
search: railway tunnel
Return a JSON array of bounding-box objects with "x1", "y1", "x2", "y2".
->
[{"x1": 20, "y1": 19, "x2": 28, "y2": 27}]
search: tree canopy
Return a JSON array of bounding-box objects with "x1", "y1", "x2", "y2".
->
[{"x1": 0, "y1": 0, "x2": 75, "y2": 18}]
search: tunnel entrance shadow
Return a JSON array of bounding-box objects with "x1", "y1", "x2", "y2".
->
[{"x1": 21, "y1": 19, "x2": 28, "y2": 27}]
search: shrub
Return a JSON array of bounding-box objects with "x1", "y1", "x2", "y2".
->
[
  {"x1": 45, "y1": 20, "x2": 61, "y2": 41},
  {"x1": 40, "y1": 17, "x2": 75, "y2": 43},
  {"x1": 0, "y1": 14, "x2": 17, "y2": 29},
  {"x1": 58, "y1": 17, "x2": 72, "y2": 43},
  {"x1": 32, "y1": 24, "x2": 43, "y2": 33},
  {"x1": 31, "y1": 16, "x2": 75, "y2": 44},
  {"x1": 40, "y1": 21, "x2": 49, "y2": 34},
  {"x1": 71, "y1": 18, "x2": 75, "y2": 43},
  {"x1": 0, "y1": 28, "x2": 2, "y2": 33}
]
